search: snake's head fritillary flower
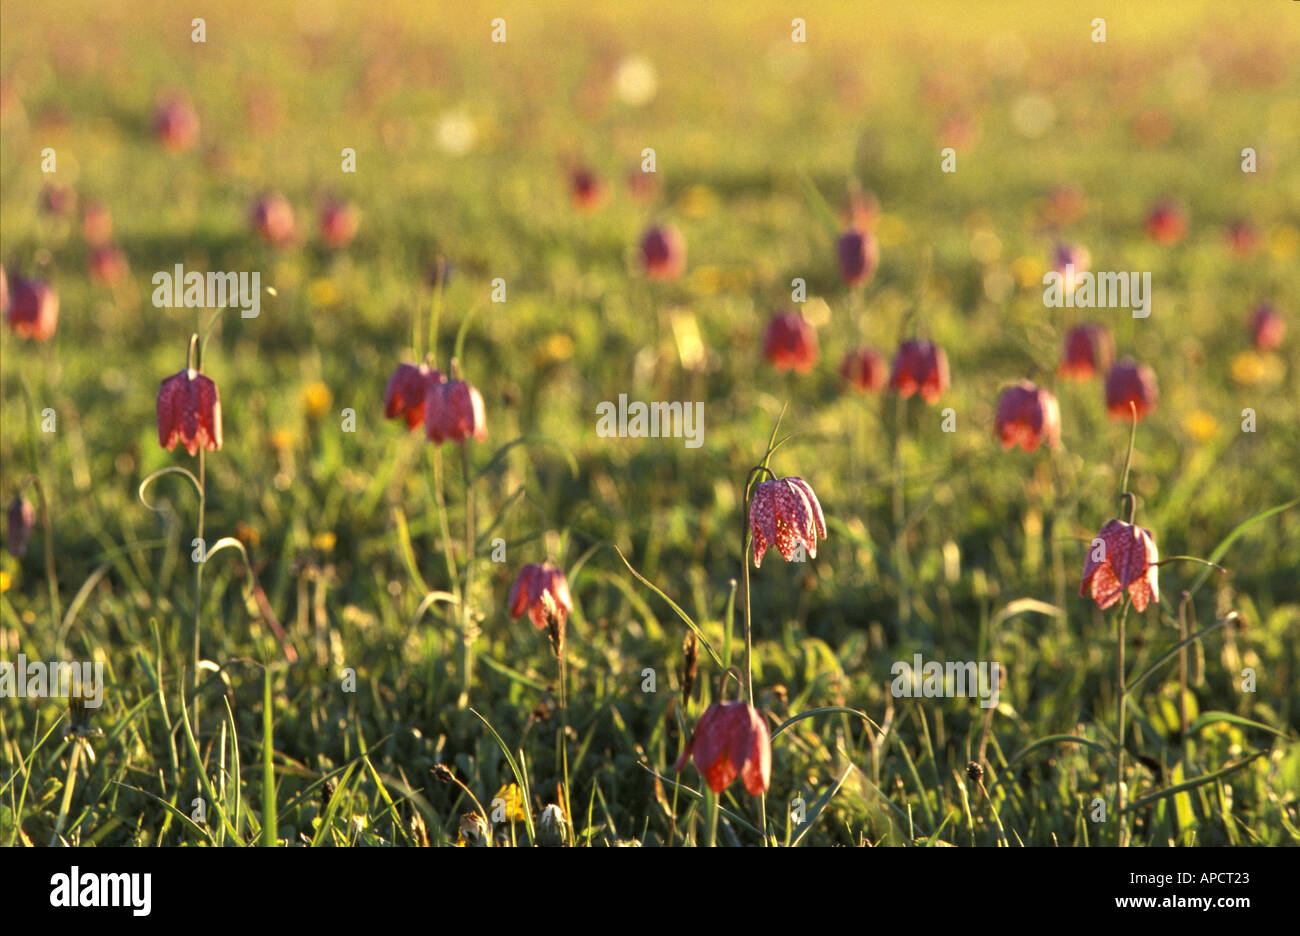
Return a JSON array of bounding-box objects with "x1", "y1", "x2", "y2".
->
[
  {"x1": 639, "y1": 224, "x2": 686, "y2": 281},
  {"x1": 1105, "y1": 359, "x2": 1158, "y2": 421},
  {"x1": 890, "y1": 339, "x2": 949, "y2": 404},
  {"x1": 425, "y1": 378, "x2": 486, "y2": 445},
  {"x1": 836, "y1": 227, "x2": 879, "y2": 287},
  {"x1": 749, "y1": 476, "x2": 826, "y2": 568},
  {"x1": 6, "y1": 495, "x2": 36, "y2": 558},
  {"x1": 39, "y1": 182, "x2": 75, "y2": 217},
  {"x1": 81, "y1": 201, "x2": 113, "y2": 246},
  {"x1": 251, "y1": 192, "x2": 296, "y2": 247},
  {"x1": 6, "y1": 275, "x2": 58, "y2": 342},
  {"x1": 384, "y1": 362, "x2": 443, "y2": 430},
  {"x1": 1081, "y1": 519, "x2": 1159, "y2": 612},
  {"x1": 89, "y1": 246, "x2": 128, "y2": 285},
  {"x1": 1041, "y1": 183, "x2": 1086, "y2": 227},
  {"x1": 843, "y1": 188, "x2": 879, "y2": 230},
  {"x1": 1058, "y1": 323, "x2": 1113, "y2": 381},
  {"x1": 507, "y1": 562, "x2": 573, "y2": 630},
  {"x1": 1145, "y1": 199, "x2": 1186, "y2": 245},
  {"x1": 1050, "y1": 242, "x2": 1090, "y2": 292},
  {"x1": 674, "y1": 700, "x2": 771, "y2": 796},
  {"x1": 994, "y1": 380, "x2": 1060, "y2": 452},
  {"x1": 763, "y1": 311, "x2": 818, "y2": 374},
  {"x1": 1226, "y1": 219, "x2": 1259, "y2": 257},
  {"x1": 319, "y1": 198, "x2": 358, "y2": 248},
  {"x1": 627, "y1": 166, "x2": 659, "y2": 200},
  {"x1": 153, "y1": 96, "x2": 199, "y2": 152},
  {"x1": 1250, "y1": 304, "x2": 1284, "y2": 352},
  {"x1": 157, "y1": 368, "x2": 223, "y2": 455},
  {"x1": 839, "y1": 347, "x2": 886, "y2": 393},
  {"x1": 570, "y1": 166, "x2": 606, "y2": 212}
]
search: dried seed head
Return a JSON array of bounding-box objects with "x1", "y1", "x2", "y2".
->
[
  {"x1": 966, "y1": 761, "x2": 984, "y2": 783},
  {"x1": 431, "y1": 763, "x2": 454, "y2": 783}
]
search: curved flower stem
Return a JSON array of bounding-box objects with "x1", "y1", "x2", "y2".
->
[
  {"x1": 458, "y1": 441, "x2": 476, "y2": 706},
  {"x1": 1118, "y1": 402, "x2": 1138, "y2": 513},
  {"x1": 1114, "y1": 596, "x2": 1130, "y2": 846},
  {"x1": 193, "y1": 446, "x2": 206, "y2": 734},
  {"x1": 892, "y1": 391, "x2": 910, "y2": 631},
  {"x1": 740, "y1": 465, "x2": 774, "y2": 847}
]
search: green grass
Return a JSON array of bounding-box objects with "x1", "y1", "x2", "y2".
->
[{"x1": 1, "y1": 0, "x2": 1298, "y2": 846}]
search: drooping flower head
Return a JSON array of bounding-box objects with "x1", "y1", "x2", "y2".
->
[
  {"x1": 251, "y1": 192, "x2": 296, "y2": 246},
  {"x1": 425, "y1": 378, "x2": 486, "y2": 445},
  {"x1": 6, "y1": 494, "x2": 36, "y2": 558},
  {"x1": 675, "y1": 700, "x2": 771, "y2": 795},
  {"x1": 507, "y1": 562, "x2": 573, "y2": 630},
  {"x1": 1058, "y1": 322, "x2": 1113, "y2": 381},
  {"x1": 639, "y1": 223, "x2": 686, "y2": 281},
  {"x1": 995, "y1": 380, "x2": 1060, "y2": 452},
  {"x1": 749, "y1": 476, "x2": 826, "y2": 568},
  {"x1": 39, "y1": 183, "x2": 75, "y2": 217},
  {"x1": 153, "y1": 95, "x2": 199, "y2": 152},
  {"x1": 839, "y1": 347, "x2": 886, "y2": 393},
  {"x1": 1250, "y1": 303, "x2": 1284, "y2": 352},
  {"x1": 89, "y1": 245, "x2": 128, "y2": 285},
  {"x1": 6, "y1": 275, "x2": 58, "y2": 342},
  {"x1": 569, "y1": 166, "x2": 606, "y2": 212},
  {"x1": 1050, "y1": 242, "x2": 1090, "y2": 293},
  {"x1": 890, "y1": 339, "x2": 949, "y2": 404},
  {"x1": 1081, "y1": 519, "x2": 1159, "y2": 612},
  {"x1": 319, "y1": 198, "x2": 359, "y2": 248},
  {"x1": 384, "y1": 362, "x2": 443, "y2": 430},
  {"x1": 836, "y1": 227, "x2": 879, "y2": 287},
  {"x1": 157, "y1": 368, "x2": 223, "y2": 455},
  {"x1": 1105, "y1": 359, "x2": 1158, "y2": 421},
  {"x1": 1144, "y1": 199, "x2": 1187, "y2": 245},
  {"x1": 763, "y1": 311, "x2": 818, "y2": 374}
]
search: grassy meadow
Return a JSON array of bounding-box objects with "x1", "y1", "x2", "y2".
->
[{"x1": 1, "y1": 0, "x2": 1298, "y2": 847}]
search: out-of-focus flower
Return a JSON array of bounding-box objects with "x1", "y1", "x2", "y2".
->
[
  {"x1": 839, "y1": 347, "x2": 886, "y2": 393},
  {"x1": 507, "y1": 561, "x2": 572, "y2": 631},
  {"x1": 6, "y1": 495, "x2": 36, "y2": 558},
  {"x1": 1040, "y1": 183, "x2": 1086, "y2": 227},
  {"x1": 763, "y1": 311, "x2": 818, "y2": 374},
  {"x1": 837, "y1": 227, "x2": 879, "y2": 287},
  {"x1": 640, "y1": 224, "x2": 686, "y2": 281},
  {"x1": 674, "y1": 700, "x2": 771, "y2": 795},
  {"x1": 1050, "y1": 242, "x2": 1090, "y2": 292},
  {"x1": 890, "y1": 339, "x2": 949, "y2": 403},
  {"x1": 1250, "y1": 303, "x2": 1284, "y2": 351},
  {"x1": 1081, "y1": 519, "x2": 1159, "y2": 612},
  {"x1": 627, "y1": 166, "x2": 659, "y2": 200},
  {"x1": 1145, "y1": 199, "x2": 1187, "y2": 245},
  {"x1": 1230, "y1": 350, "x2": 1283, "y2": 386},
  {"x1": 312, "y1": 531, "x2": 336, "y2": 552},
  {"x1": 1183, "y1": 410, "x2": 1218, "y2": 442},
  {"x1": 569, "y1": 167, "x2": 606, "y2": 213},
  {"x1": 843, "y1": 187, "x2": 879, "y2": 230},
  {"x1": 1105, "y1": 360, "x2": 1158, "y2": 421},
  {"x1": 157, "y1": 368, "x2": 223, "y2": 455},
  {"x1": 318, "y1": 198, "x2": 358, "y2": 248},
  {"x1": 493, "y1": 783, "x2": 529, "y2": 823},
  {"x1": 1225, "y1": 219, "x2": 1260, "y2": 257},
  {"x1": 39, "y1": 183, "x2": 75, "y2": 217},
  {"x1": 995, "y1": 381, "x2": 1060, "y2": 452},
  {"x1": 1058, "y1": 323, "x2": 1113, "y2": 380},
  {"x1": 749, "y1": 476, "x2": 826, "y2": 568},
  {"x1": 153, "y1": 96, "x2": 199, "y2": 152},
  {"x1": 384, "y1": 362, "x2": 442, "y2": 430},
  {"x1": 89, "y1": 245, "x2": 128, "y2": 285},
  {"x1": 6, "y1": 275, "x2": 58, "y2": 341},
  {"x1": 301, "y1": 381, "x2": 332, "y2": 421},
  {"x1": 82, "y1": 201, "x2": 113, "y2": 245},
  {"x1": 251, "y1": 192, "x2": 296, "y2": 247},
  {"x1": 425, "y1": 378, "x2": 486, "y2": 445}
]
